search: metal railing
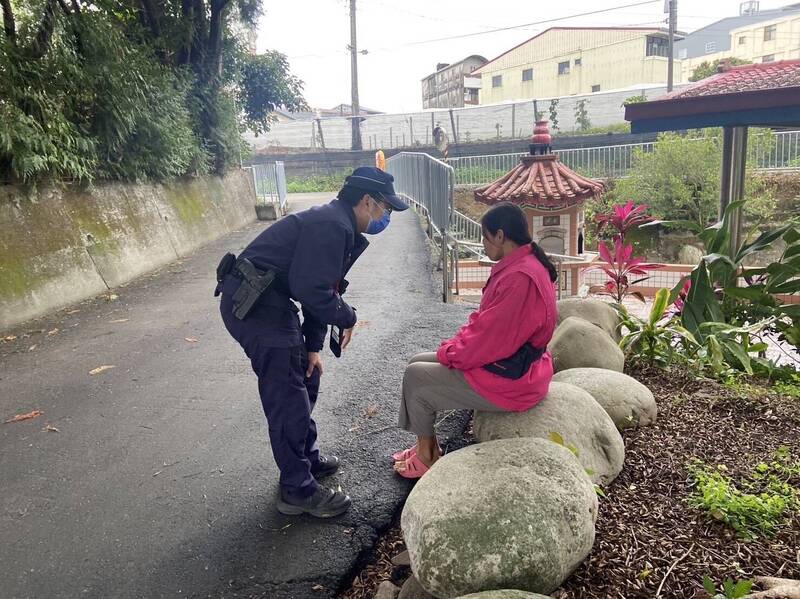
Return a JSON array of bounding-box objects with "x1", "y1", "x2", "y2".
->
[
  {"x1": 387, "y1": 152, "x2": 455, "y2": 302},
  {"x1": 252, "y1": 161, "x2": 288, "y2": 209},
  {"x1": 450, "y1": 130, "x2": 800, "y2": 185}
]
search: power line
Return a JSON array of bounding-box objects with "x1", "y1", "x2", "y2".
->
[{"x1": 366, "y1": 0, "x2": 663, "y2": 51}]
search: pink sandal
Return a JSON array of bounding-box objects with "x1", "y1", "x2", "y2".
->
[
  {"x1": 392, "y1": 446, "x2": 417, "y2": 461},
  {"x1": 394, "y1": 453, "x2": 432, "y2": 479},
  {"x1": 392, "y1": 443, "x2": 442, "y2": 462}
]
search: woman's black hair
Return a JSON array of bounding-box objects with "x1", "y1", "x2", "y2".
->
[{"x1": 480, "y1": 202, "x2": 558, "y2": 283}]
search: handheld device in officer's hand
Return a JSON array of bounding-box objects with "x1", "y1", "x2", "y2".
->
[{"x1": 329, "y1": 326, "x2": 343, "y2": 358}]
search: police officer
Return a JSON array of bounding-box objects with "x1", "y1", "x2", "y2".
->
[{"x1": 216, "y1": 167, "x2": 408, "y2": 518}]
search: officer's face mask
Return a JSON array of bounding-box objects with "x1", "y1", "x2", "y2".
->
[{"x1": 366, "y1": 198, "x2": 392, "y2": 235}]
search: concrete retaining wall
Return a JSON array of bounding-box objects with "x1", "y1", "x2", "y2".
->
[{"x1": 0, "y1": 170, "x2": 256, "y2": 330}]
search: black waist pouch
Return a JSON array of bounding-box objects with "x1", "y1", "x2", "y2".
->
[{"x1": 483, "y1": 343, "x2": 545, "y2": 380}]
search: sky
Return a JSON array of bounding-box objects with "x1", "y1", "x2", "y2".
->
[{"x1": 256, "y1": 0, "x2": 790, "y2": 114}]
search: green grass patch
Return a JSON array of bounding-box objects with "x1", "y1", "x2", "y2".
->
[
  {"x1": 687, "y1": 448, "x2": 800, "y2": 540},
  {"x1": 286, "y1": 171, "x2": 349, "y2": 193}
]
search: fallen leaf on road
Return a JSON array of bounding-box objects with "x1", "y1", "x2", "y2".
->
[
  {"x1": 185, "y1": 337, "x2": 198, "y2": 343},
  {"x1": 311, "y1": 585, "x2": 326, "y2": 592},
  {"x1": 28, "y1": 345, "x2": 37, "y2": 352},
  {"x1": 356, "y1": 320, "x2": 371, "y2": 328},
  {"x1": 66, "y1": 309, "x2": 81, "y2": 315},
  {"x1": 43, "y1": 424, "x2": 59, "y2": 433},
  {"x1": 109, "y1": 318, "x2": 129, "y2": 324},
  {"x1": 104, "y1": 293, "x2": 119, "y2": 302},
  {"x1": 5, "y1": 410, "x2": 44, "y2": 423},
  {"x1": 3, "y1": 335, "x2": 17, "y2": 342},
  {"x1": 363, "y1": 404, "x2": 379, "y2": 418},
  {"x1": 47, "y1": 328, "x2": 59, "y2": 336},
  {"x1": 89, "y1": 365, "x2": 116, "y2": 375}
]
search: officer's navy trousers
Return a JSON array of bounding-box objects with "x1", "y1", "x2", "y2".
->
[{"x1": 220, "y1": 295, "x2": 320, "y2": 498}]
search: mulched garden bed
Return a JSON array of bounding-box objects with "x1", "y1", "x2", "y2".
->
[{"x1": 339, "y1": 366, "x2": 800, "y2": 598}]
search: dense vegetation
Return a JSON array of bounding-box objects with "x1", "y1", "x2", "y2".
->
[{"x1": 0, "y1": 0, "x2": 307, "y2": 183}]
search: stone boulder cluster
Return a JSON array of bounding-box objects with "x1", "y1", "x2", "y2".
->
[{"x1": 393, "y1": 298, "x2": 658, "y2": 599}]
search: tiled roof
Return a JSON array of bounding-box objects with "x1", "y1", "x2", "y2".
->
[
  {"x1": 666, "y1": 60, "x2": 800, "y2": 99},
  {"x1": 474, "y1": 154, "x2": 605, "y2": 208}
]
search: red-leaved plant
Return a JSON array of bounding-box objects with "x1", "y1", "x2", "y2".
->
[{"x1": 587, "y1": 201, "x2": 663, "y2": 303}]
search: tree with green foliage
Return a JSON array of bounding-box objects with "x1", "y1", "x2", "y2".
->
[
  {"x1": 0, "y1": 0, "x2": 307, "y2": 182},
  {"x1": 611, "y1": 129, "x2": 777, "y2": 232},
  {"x1": 689, "y1": 57, "x2": 751, "y2": 82}
]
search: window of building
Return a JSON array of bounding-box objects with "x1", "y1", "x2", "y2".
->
[
  {"x1": 522, "y1": 68, "x2": 533, "y2": 82},
  {"x1": 574, "y1": 58, "x2": 582, "y2": 66},
  {"x1": 646, "y1": 36, "x2": 669, "y2": 57},
  {"x1": 763, "y1": 54, "x2": 775, "y2": 62},
  {"x1": 543, "y1": 215, "x2": 561, "y2": 226},
  {"x1": 492, "y1": 75, "x2": 502, "y2": 88},
  {"x1": 679, "y1": 48, "x2": 688, "y2": 59},
  {"x1": 558, "y1": 61, "x2": 570, "y2": 75},
  {"x1": 705, "y1": 41, "x2": 716, "y2": 54},
  {"x1": 739, "y1": 35, "x2": 747, "y2": 45},
  {"x1": 764, "y1": 25, "x2": 777, "y2": 41},
  {"x1": 591, "y1": 84, "x2": 601, "y2": 93}
]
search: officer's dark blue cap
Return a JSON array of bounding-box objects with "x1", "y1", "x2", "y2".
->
[{"x1": 344, "y1": 167, "x2": 409, "y2": 212}]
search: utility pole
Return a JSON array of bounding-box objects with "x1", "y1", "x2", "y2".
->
[
  {"x1": 667, "y1": 0, "x2": 678, "y2": 92},
  {"x1": 349, "y1": 0, "x2": 363, "y2": 150}
]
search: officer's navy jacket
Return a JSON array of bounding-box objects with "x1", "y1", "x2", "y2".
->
[{"x1": 234, "y1": 199, "x2": 368, "y2": 352}]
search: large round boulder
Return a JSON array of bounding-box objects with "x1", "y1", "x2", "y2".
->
[
  {"x1": 456, "y1": 591, "x2": 551, "y2": 599},
  {"x1": 557, "y1": 298, "x2": 621, "y2": 341},
  {"x1": 473, "y1": 382, "x2": 624, "y2": 485},
  {"x1": 401, "y1": 438, "x2": 597, "y2": 598},
  {"x1": 550, "y1": 316, "x2": 624, "y2": 373},
  {"x1": 553, "y1": 367, "x2": 657, "y2": 429}
]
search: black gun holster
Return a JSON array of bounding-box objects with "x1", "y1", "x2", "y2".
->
[{"x1": 214, "y1": 253, "x2": 277, "y2": 321}]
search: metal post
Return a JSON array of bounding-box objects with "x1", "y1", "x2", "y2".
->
[
  {"x1": 720, "y1": 127, "x2": 733, "y2": 218},
  {"x1": 409, "y1": 116, "x2": 414, "y2": 145},
  {"x1": 511, "y1": 103, "x2": 516, "y2": 139},
  {"x1": 667, "y1": 0, "x2": 677, "y2": 92},
  {"x1": 389, "y1": 127, "x2": 393, "y2": 148},
  {"x1": 729, "y1": 126, "x2": 748, "y2": 254},
  {"x1": 449, "y1": 109, "x2": 458, "y2": 144},
  {"x1": 349, "y1": 0, "x2": 363, "y2": 150}
]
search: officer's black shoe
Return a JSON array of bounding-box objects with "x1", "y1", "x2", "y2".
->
[
  {"x1": 310, "y1": 455, "x2": 340, "y2": 479},
  {"x1": 276, "y1": 486, "x2": 351, "y2": 518}
]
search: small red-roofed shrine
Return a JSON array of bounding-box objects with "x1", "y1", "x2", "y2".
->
[{"x1": 474, "y1": 120, "x2": 604, "y2": 257}]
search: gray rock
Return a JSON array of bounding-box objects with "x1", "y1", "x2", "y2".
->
[
  {"x1": 550, "y1": 316, "x2": 624, "y2": 373},
  {"x1": 473, "y1": 382, "x2": 624, "y2": 485},
  {"x1": 398, "y1": 576, "x2": 435, "y2": 599},
  {"x1": 375, "y1": 580, "x2": 401, "y2": 599},
  {"x1": 678, "y1": 244, "x2": 704, "y2": 266},
  {"x1": 401, "y1": 438, "x2": 597, "y2": 598},
  {"x1": 392, "y1": 549, "x2": 411, "y2": 567},
  {"x1": 456, "y1": 592, "x2": 551, "y2": 599},
  {"x1": 557, "y1": 298, "x2": 621, "y2": 341},
  {"x1": 552, "y1": 367, "x2": 657, "y2": 429}
]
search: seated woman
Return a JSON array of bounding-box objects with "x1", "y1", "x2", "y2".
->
[{"x1": 394, "y1": 202, "x2": 558, "y2": 478}]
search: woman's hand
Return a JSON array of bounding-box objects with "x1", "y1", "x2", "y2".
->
[{"x1": 306, "y1": 352, "x2": 324, "y2": 377}]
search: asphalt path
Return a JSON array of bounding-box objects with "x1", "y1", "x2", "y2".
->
[{"x1": 0, "y1": 193, "x2": 472, "y2": 598}]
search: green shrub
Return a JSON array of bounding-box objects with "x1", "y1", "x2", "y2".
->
[{"x1": 286, "y1": 171, "x2": 349, "y2": 193}]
